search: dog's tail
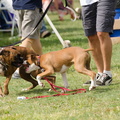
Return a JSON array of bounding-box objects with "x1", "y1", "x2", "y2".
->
[{"x1": 84, "y1": 48, "x2": 94, "y2": 52}]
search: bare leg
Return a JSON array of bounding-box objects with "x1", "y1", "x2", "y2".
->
[
  {"x1": 21, "y1": 38, "x2": 42, "y2": 55},
  {"x1": 97, "y1": 32, "x2": 112, "y2": 71},
  {"x1": 88, "y1": 34, "x2": 104, "y2": 73}
]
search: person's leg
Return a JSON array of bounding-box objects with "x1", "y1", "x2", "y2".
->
[
  {"x1": 21, "y1": 38, "x2": 42, "y2": 55},
  {"x1": 88, "y1": 35, "x2": 104, "y2": 73},
  {"x1": 81, "y1": 2, "x2": 103, "y2": 73},
  {"x1": 40, "y1": 20, "x2": 47, "y2": 33},
  {"x1": 93, "y1": 0, "x2": 117, "y2": 85},
  {"x1": 40, "y1": 20, "x2": 51, "y2": 38},
  {"x1": 12, "y1": 8, "x2": 43, "y2": 79},
  {"x1": 96, "y1": 0, "x2": 117, "y2": 77},
  {"x1": 31, "y1": 38, "x2": 42, "y2": 55},
  {"x1": 20, "y1": 8, "x2": 43, "y2": 55},
  {"x1": 97, "y1": 32, "x2": 112, "y2": 71},
  {"x1": 81, "y1": 3, "x2": 103, "y2": 86}
]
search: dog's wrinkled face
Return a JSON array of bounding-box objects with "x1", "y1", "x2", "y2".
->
[
  {"x1": 0, "y1": 47, "x2": 24, "y2": 67},
  {"x1": 11, "y1": 54, "x2": 24, "y2": 67}
]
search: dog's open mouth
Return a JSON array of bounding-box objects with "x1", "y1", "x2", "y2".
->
[
  {"x1": 11, "y1": 54, "x2": 24, "y2": 67},
  {"x1": 11, "y1": 62, "x2": 23, "y2": 67}
]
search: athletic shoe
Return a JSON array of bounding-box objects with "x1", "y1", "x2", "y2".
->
[
  {"x1": 40, "y1": 30, "x2": 51, "y2": 38},
  {"x1": 83, "y1": 73, "x2": 102, "y2": 86},
  {"x1": 83, "y1": 73, "x2": 112, "y2": 86},
  {"x1": 96, "y1": 73, "x2": 112, "y2": 86},
  {"x1": 12, "y1": 71, "x2": 21, "y2": 79}
]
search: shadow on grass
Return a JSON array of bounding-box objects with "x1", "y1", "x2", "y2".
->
[{"x1": 17, "y1": 87, "x2": 62, "y2": 96}]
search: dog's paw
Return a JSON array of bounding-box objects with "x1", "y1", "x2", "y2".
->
[
  {"x1": 4, "y1": 91, "x2": 9, "y2": 95},
  {"x1": 39, "y1": 83, "x2": 45, "y2": 87},
  {"x1": 89, "y1": 86, "x2": 96, "y2": 91},
  {"x1": 61, "y1": 89, "x2": 67, "y2": 93},
  {"x1": 0, "y1": 94, "x2": 5, "y2": 97},
  {"x1": 48, "y1": 88, "x2": 52, "y2": 92},
  {"x1": 21, "y1": 88, "x2": 28, "y2": 91}
]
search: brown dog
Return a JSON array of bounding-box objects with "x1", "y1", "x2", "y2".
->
[
  {"x1": 25, "y1": 47, "x2": 96, "y2": 91},
  {"x1": 0, "y1": 46, "x2": 55, "y2": 97},
  {"x1": 0, "y1": 46, "x2": 36, "y2": 97}
]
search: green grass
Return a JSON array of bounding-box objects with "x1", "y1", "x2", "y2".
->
[{"x1": 0, "y1": 2, "x2": 120, "y2": 120}]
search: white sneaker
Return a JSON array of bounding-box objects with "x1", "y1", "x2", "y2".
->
[{"x1": 12, "y1": 71, "x2": 21, "y2": 79}]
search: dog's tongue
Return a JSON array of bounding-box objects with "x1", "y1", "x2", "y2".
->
[{"x1": 26, "y1": 63, "x2": 40, "y2": 73}]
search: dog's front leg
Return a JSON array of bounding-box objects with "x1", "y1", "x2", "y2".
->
[
  {"x1": 0, "y1": 86, "x2": 4, "y2": 97},
  {"x1": 89, "y1": 77, "x2": 96, "y2": 91},
  {"x1": 61, "y1": 72, "x2": 69, "y2": 88},
  {"x1": 36, "y1": 75, "x2": 44, "y2": 87},
  {"x1": 36, "y1": 69, "x2": 54, "y2": 87},
  {"x1": 4, "y1": 77, "x2": 12, "y2": 95}
]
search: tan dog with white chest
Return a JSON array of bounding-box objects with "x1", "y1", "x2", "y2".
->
[{"x1": 26, "y1": 47, "x2": 96, "y2": 91}]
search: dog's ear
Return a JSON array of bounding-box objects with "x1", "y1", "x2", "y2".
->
[
  {"x1": 11, "y1": 47, "x2": 17, "y2": 50},
  {"x1": 27, "y1": 54, "x2": 36, "y2": 60},
  {"x1": 0, "y1": 50, "x2": 10, "y2": 57},
  {"x1": 26, "y1": 54, "x2": 37, "y2": 65},
  {"x1": 30, "y1": 54, "x2": 36, "y2": 60}
]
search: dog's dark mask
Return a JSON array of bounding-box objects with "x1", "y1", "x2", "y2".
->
[{"x1": 11, "y1": 54, "x2": 24, "y2": 67}]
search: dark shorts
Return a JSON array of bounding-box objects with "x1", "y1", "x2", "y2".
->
[{"x1": 81, "y1": 0, "x2": 117, "y2": 36}]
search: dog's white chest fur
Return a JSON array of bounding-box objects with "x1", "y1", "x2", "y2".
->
[{"x1": 59, "y1": 65, "x2": 69, "y2": 73}]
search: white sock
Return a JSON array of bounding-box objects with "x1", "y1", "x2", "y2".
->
[
  {"x1": 103, "y1": 70, "x2": 112, "y2": 77},
  {"x1": 97, "y1": 72, "x2": 103, "y2": 76}
]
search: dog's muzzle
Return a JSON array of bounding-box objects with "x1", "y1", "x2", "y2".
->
[
  {"x1": 11, "y1": 54, "x2": 24, "y2": 67},
  {"x1": 25, "y1": 63, "x2": 40, "y2": 73}
]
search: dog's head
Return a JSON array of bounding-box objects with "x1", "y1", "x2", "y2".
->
[
  {"x1": 0, "y1": 47, "x2": 24, "y2": 67},
  {"x1": 23, "y1": 54, "x2": 40, "y2": 73}
]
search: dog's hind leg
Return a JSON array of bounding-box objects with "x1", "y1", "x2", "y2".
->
[
  {"x1": 74, "y1": 56, "x2": 96, "y2": 90},
  {"x1": 75, "y1": 65, "x2": 96, "y2": 90},
  {"x1": 61, "y1": 72, "x2": 69, "y2": 88}
]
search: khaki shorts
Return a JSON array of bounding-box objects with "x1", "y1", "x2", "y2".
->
[{"x1": 15, "y1": 8, "x2": 42, "y2": 39}]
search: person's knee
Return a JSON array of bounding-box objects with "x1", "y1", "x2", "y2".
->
[
  {"x1": 88, "y1": 34, "x2": 99, "y2": 44},
  {"x1": 20, "y1": 38, "x2": 33, "y2": 48},
  {"x1": 97, "y1": 32, "x2": 109, "y2": 40}
]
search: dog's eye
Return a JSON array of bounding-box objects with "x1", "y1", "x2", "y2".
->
[{"x1": 12, "y1": 47, "x2": 17, "y2": 50}]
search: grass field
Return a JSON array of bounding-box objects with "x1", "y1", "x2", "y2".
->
[{"x1": 0, "y1": 1, "x2": 120, "y2": 120}]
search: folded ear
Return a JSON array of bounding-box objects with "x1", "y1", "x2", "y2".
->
[
  {"x1": 11, "y1": 47, "x2": 17, "y2": 50},
  {"x1": 31, "y1": 54, "x2": 36, "y2": 60},
  {"x1": 0, "y1": 50, "x2": 10, "y2": 57},
  {"x1": 27, "y1": 54, "x2": 36, "y2": 60}
]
